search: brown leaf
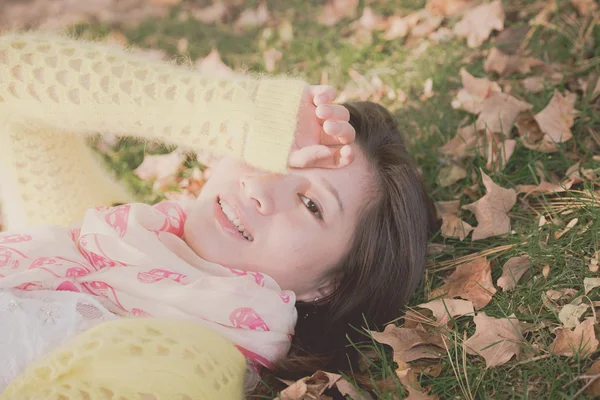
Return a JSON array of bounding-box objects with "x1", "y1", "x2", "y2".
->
[
  {"x1": 549, "y1": 317, "x2": 599, "y2": 358},
  {"x1": 356, "y1": 7, "x2": 388, "y2": 31},
  {"x1": 453, "y1": 0, "x2": 505, "y2": 48},
  {"x1": 435, "y1": 200, "x2": 461, "y2": 217},
  {"x1": 584, "y1": 360, "x2": 600, "y2": 396},
  {"x1": 534, "y1": 90, "x2": 578, "y2": 144},
  {"x1": 195, "y1": 49, "x2": 239, "y2": 78},
  {"x1": 440, "y1": 125, "x2": 479, "y2": 158},
  {"x1": 277, "y1": 370, "x2": 341, "y2": 400},
  {"x1": 437, "y1": 164, "x2": 467, "y2": 187},
  {"x1": 584, "y1": 277, "x2": 600, "y2": 295},
  {"x1": 335, "y1": 378, "x2": 373, "y2": 400},
  {"x1": 133, "y1": 150, "x2": 186, "y2": 182},
  {"x1": 383, "y1": 15, "x2": 410, "y2": 40},
  {"x1": 558, "y1": 303, "x2": 590, "y2": 329},
  {"x1": 263, "y1": 48, "x2": 282, "y2": 72},
  {"x1": 483, "y1": 134, "x2": 517, "y2": 171},
  {"x1": 235, "y1": 1, "x2": 270, "y2": 29},
  {"x1": 451, "y1": 69, "x2": 502, "y2": 114},
  {"x1": 475, "y1": 92, "x2": 532, "y2": 135},
  {"x1": 318, "y1": 0, "x2": 359, "y2": 26},
  {"x1": 395, "y1": 363, "x2": 439, "y2": 400},
  {"x1": 411, "y1": 14, "x2": 444, "y2": 37},
  {"x1": 417, "y1": 299, "x2": 475, "y2": 326},
  {"x1": 461, "y1": 170, "x2": 517, "y2": 240},
  {"x1": 426, "y1": 0, "x2": 473, "y2": 16},
  {"x1": 572, "y1": 0, "x2": 598, "y2": 14},
  {"x1": 497, "y1": 255, "x2": 530, "y2": 291},
  {"x1": 429, "y1": 256, "x2": 497, "y2": 309},
  {"x1": 369, "y1": 324, "x2": 445, "y2": 363},
  {"x1": 484, "y1": 48, "x2": 544, "y2": 76},
  {"x1": 465, "y1": 313, "x2": 525, "y2": 367},
  {"x1": 515, "y1": 112, "x2": 559, "y2": 153},
  {"x1": 189, "y1": 2, "x2": 228, "y2": 24},
  {"x1": 441, "y1": 214, "x2": 474, "y2": 240},
  {"x1": 521, "y1": 76, "x2": 545, "y2": 93}
]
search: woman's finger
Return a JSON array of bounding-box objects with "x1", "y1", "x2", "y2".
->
[
  {"x1": 310, "y1": 85, "x2": 337, "y2": 106},
  {"x1": 289, "y1": 145, "x2": 354, "y2": 169},
  {"x1": 315, "y1": 104, "x2": 350, "y2": 121},
  {"x1": 323, "y1": 120, "x2": 356, "y2": 145},
  {"x1": 288, "y1": 146, "x2": 331, "y2": 168}
]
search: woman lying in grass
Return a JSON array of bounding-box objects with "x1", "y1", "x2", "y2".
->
[{"x1": 0, "y1": 32, "x2": 436, "y2": 399}]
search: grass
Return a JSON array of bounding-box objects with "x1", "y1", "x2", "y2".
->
[{"x1": 70, "y1": 0, "x2": 600, "y2": 398}]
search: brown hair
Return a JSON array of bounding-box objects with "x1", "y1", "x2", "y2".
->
[{"x1": 254, "y1": 101, "x2": 438, "y2": 393}]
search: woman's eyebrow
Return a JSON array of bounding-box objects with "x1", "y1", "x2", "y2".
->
[{"x1": 319, "y1": 177, "x2": 344, "y2": 213}]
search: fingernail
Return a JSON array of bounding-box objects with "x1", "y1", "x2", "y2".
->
[
  {"x1": 316, "y1": 105, "x2": 330, "y2": 118},
  {"x1": 315, "y1": 94, "x2": 327, "y2": 105}
]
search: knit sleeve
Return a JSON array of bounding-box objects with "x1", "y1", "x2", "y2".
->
[
  {"x1": 0, "y1": 32, "x2": 307, "y2": 172},
  {"x1": 0, "y1": 318, "x2": 246, "y2": 400},
  {"x1": 0, "y1": 32, "x2": 307, "y2": 230}
]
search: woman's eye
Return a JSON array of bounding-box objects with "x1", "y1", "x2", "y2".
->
[{"x1": 299, "y1": 195, "x2": 323, "y2": 220}]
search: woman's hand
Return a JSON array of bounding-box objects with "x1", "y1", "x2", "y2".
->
[{"x1": 288, "y1": 85, "x2": 356, "y2": 169}]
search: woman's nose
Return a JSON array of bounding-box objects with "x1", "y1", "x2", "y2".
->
[{"x1": 239, "y1": 174, "x2": 277, "y2": 215}]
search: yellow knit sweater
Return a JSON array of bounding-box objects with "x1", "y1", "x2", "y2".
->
[
  {"x1": 0, "y1": 32, "x2": 308, "y2": 399},
  {"x1": 0, "y1": 31, "x2": 306, "y2": 230}
]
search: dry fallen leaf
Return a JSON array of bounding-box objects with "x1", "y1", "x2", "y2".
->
[
  {"x1": 263, "y1": 48, "x2": 282, "y2": 72},
  {"x1": 417, "y1": 299, "x2": 475, "y2": 326},
  {"x1": 475, "y1": 92, "x2": 532, "y2": 135},
  {"x1": 383, "y1": 14, "x2": 410, "y2": 40},
  {"x1": 584, "y1": 277, "x2": 600, "y2": 295},
  {"x1": 426, "y1": 0, "x2": 473, "y2": 16},
  {"x1": 235, "y1": 1, "x2": 270, "y2": 29},
  {"x1": 437, "y1": 164, "x2": 467, "y2": 187},
  {"x1": 515, "y1": 112, "x2": 560, "y2": 153},
  {"x1": 521, "y1": 76, "x2": 545, "y2": 93},
  {"x1": 572, "y1": 0, "x2": 598, "y2": 14},
  {"x1": 318, "y1": 0, "x2": 360, "y2": 26},
  {"x1": 411, "y1": 14, "x2": 444, "y2": 38},
  {"x1": 465, "y1": 313, "x2": 525, "y2": 367},
  {"x1": 461, "y1": 171, "x2": 517, "y2": 240},
  {"x1": 484, "y1": 48, "x2": 544, "y2": 76},
  {"x1": 483, "y1": 133, "x2": 517, "y2": 171},
  {"x1": 583, "y1": 359, "x2": 600, "y2": 396},
  {"x1": 497, "y1": 255, "x2": 530, "y2": 291},
  {"x1": 436, "y1": 200, "x2": 474, "y2": 240},
  {"x1": 534, "y1": 90, "x2": 579, "y2": 144},
  {"x1": 440, "y1": 125, "x2": 479, "y2": 158},
  {"x1": 395, "y1": 361, "x2": 439, "y2": 400},
  {"x1": 451, "y1": 68, "x2": 502, "y2": 114},
  {"x1": 277, "y1": 371, "x2": 364, "y2": 400},
  {"x1": 454, "y1": 0, "x2": 505, "y2": 48},
  {"x1": 370, "y1": 324, "x2": 445, "y2": 363},
  {"x1": 429, "y1": 256, "x2": 497, "y2": 309},
  {"x1": 195, "y1": 48, "x2": 239, "y2": 78},
  {"x1": 441, "y1": 214, "x2": 474, "y2": 241},
  {"x1": 558, "y1": 303, "x2": 590, "y2": 329},
  {"x1": 549, "y1": 317, "x2": 599, "y2": 358},
  {"x1": 188, "y1": 1, "x2": 228, "y2": 24},
  {"x1": 134, "y1": 150, "x2": 186, "y2": 183}
]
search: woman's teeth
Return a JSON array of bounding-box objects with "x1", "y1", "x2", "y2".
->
[{"x1": 219, "y1": 200, "x2": 254, "y2": 241}]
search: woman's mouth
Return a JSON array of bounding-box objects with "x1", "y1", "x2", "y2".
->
[{"x1": 215, "y1": 198, "x2": 254, "y2": 241}]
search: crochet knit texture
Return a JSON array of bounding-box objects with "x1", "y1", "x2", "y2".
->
[
  {"x1": 0, "y1": 318, "x2": 247, "y2": 400},
  {"x1": 0, "y1": 32, "x2": 307, "y2": 229}
]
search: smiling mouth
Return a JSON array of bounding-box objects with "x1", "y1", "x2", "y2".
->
[{"x1": 218, "y1": 198, "x2": 254, "y2": 241}]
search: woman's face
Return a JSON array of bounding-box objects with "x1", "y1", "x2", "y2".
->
[{"x1": 183, "y1": 144, "x2": 373, "y2": 301}]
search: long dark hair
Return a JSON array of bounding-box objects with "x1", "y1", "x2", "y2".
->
[{"x1": 254, "y1": 101, "x2": 438, "y2": 392}]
